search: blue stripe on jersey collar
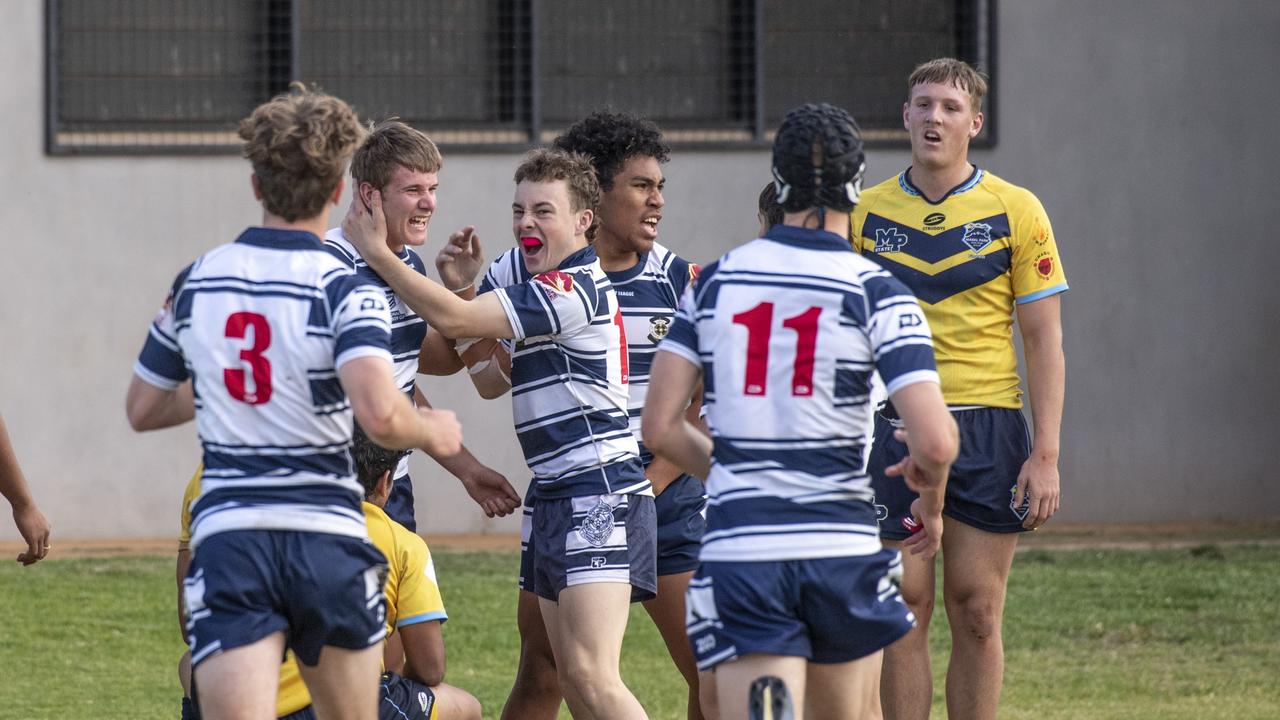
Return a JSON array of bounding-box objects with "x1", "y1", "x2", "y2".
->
[
  {"x1": 898, "y1": 166, "x2": 985, "y2": 204},
  {"x1": 763, "y1": 224, "x2": 853, "y2": 252},
  {"x1": 558, "y1": 243, "x2": 598, "y2": 270},
  {"x1": 235, "y1": 227, "x2": 325, "y2": 250}
]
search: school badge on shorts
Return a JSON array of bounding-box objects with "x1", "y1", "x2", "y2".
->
[
  {"x1": 577, "y1": 498, "x2": 616, "y2": 547},
  {"x1": 1009, "y1": 485, "x2": 1031, "y2": 521}
]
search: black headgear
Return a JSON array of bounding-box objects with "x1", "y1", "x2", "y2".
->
[{"x1": 771, "y1": 103, "x2": 866, "y2": 213}]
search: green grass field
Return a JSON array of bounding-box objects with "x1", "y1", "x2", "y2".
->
[{"x1": 1, "y1": 543, "x2": 1277, "y2": 719}]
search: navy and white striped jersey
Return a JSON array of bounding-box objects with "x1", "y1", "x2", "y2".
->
[
  {"x1": 479, "y1": 245, "x2": 648, "y2": 499},
  {"x1": 134, "y1": 228, "x2": 394, "y2": 549},
  {"x1": 604, "y1": 242, "x2": 699, "y2": 466},
  {"x1": 658, "y1": 225, "x2": 939, "y2": 562},
  {"x1": 324, "y1": 228, "x2": 428, "y2": 482}
]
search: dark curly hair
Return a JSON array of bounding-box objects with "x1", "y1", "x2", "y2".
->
[
  {"x1": 351, "y1": 424, "x2": 407, "y2": 499},
  {"x1": 552, "y1": 109, "x2": 670, "y2": 192}
]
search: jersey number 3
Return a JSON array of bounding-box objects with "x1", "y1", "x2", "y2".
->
[
  {"x1": 224, "y1": 312, "x2": 273, "y2": 405},
  {"x1": 731, "y1": 302, "x2": 820, "y2": 397}
]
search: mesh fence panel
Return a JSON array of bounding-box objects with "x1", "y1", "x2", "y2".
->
[{"x1": 47, "y1": 0, "x2": 992, "y2": 154}]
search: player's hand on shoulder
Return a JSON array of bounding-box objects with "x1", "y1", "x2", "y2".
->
[
  {"x1": 343, "y1": 188, "x2": 390, "y2": 261},
  {"x1": 460, "y1": 465, "x2": 521, "y2": 518},
  {"x1": 417, "y1": 407, "x2": 462, "y2": 458},
  {"x1": 436, "y1": 226, "x2": 485, "y2": 292},
  {"x1": 901, "y1": 498, "x2": 942, "y2": 558},
  {"x1": 1015, "y1": 455, "x2": 1060, "y2": 530}
]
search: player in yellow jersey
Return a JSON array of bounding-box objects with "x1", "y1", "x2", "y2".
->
[
  {"x1": 177, "y1": 430, "x2": 481, "y2": 720},
  {"x1": 851, "y1": 58, "x2": 1067, "y2": 720}
]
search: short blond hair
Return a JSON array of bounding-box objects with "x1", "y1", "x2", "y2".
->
[
  {"x1": 238, "y1": 83, "x2": 365, "y2": 222},
  {"x1": 351, "y1": 120, "x2": 443, "y2": 190},
  {"x1": 908, "y1": 58, "x2": 988, "y2": 112}
]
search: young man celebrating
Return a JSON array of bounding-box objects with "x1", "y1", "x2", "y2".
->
[
  {"x1": 345, "y1": 149, "x2": 655, "y2": 720},
  {"x1": 324, "y1": 120, "x2": 519, "y2": 529},
  {"x1": 643, "y1": 102, "x2": 958, "y2": 720},
  {"x1": 127, "y1": 85, "x2": 461, "y2": 720},
  {"x1": 851, "y1": 58, "x2": 1068, "y2": 720},
  {"x1": 485, "y1": 110, "x2": 707, "y2": 720}
]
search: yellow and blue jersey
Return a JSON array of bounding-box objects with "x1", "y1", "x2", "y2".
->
[
  {"x1": 180, "y1": 468, "x2": 446, "y2": 717},
  {"x1": 851, "y1": 168, "x2": 1068, "y2": 408}
]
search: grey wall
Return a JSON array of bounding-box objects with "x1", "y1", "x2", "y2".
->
[{"x1": 3, "y1": 1, "x2": 1277, "y2": 542}]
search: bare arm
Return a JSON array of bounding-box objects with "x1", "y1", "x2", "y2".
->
[
  {"x1": 344, "y1": 191, "x2": 515, "y2": 340},
  {"x1": 399, "y1": 620, "x2": 448, "y2": 687},
  {"x1": 339, "y1": 356, "x2": 461, "y2": 457},
  {"x1": 125, "y1": 377, "x2": 195, "y2": 432},
  {"x1": 0, "y1": 414, "x2": 51, "y2": 565},
  {"x1": 417, "y1": 328, "x2": 465, "y2": 377},
  {"x1": 1014, "y1": 294, "x2": 1065, "y2": 529},
  {"x1": 412, "y1": 386, "x2": 519, "y2": 517},
  {"x1": 642, "y1": 352, "x2": 713, "y2": 480},
  {"x1": 885, "y1": 380, "x2": 957, "y2": 557},
  {"x1": 647, "y1": 381, "x2": 706, "y2": 495}
]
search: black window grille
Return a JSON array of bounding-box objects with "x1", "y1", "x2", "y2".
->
[{"x1": 46, "y1": 0, "x2": 994, "y2": 155}]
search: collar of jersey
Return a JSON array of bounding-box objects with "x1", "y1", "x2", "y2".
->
[
  {"x1": 603, "y1": 250, "x2": 649, "y2": 283},
  {"x1": 899, "y1": 166, "x2": 985, "y2": 204},
  {"x1": 235, "y1": 227, "x2": 325, "y2": 250},
  {"x1": 763, "y1": 224, "x2": 852, "y2": 252},
  {"x1": 557, "y1": 244, "x2": 598, "y2": 270}
]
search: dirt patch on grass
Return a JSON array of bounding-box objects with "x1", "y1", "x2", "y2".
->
[{"x1": 4, "y1": 521, "x2": 1275, "y2": 559}]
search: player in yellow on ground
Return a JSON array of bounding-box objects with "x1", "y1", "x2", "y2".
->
[
  {"x1": 851, "y1": 57, "x2": 1068, "y2": 720},
  {"x1": 177, "y1": 435, "x2": 481, "y2": 720}
]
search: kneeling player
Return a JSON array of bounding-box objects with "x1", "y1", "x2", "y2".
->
[
  {"x1": 643, "y1": 104, "x2": 958, "y2": 719},
  {"x1": 177, "y1": 426, "x2": 481, "y2": 720}
]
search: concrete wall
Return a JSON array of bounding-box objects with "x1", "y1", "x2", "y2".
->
[{"x1": 3, "y1": 1, "x2": 1277, "y2": 541}]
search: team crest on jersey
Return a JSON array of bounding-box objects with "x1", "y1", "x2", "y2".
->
[
  {"x1": 962, "y1": 222, "x2": 994, "y2": 255},
  {"x1": 1035, "y1": 252, "x2": 1054, "y2": 279},
  {"x1": 577, "y1": 498, "x2": 615, "y2": 547},
  {"x1": 648, "y1": 315, "x2": 671, "y2": 343},
  {"x1": 535, "y1": 270, "x2": 575, "y2": 301},
  {"x1": 1009, "y1": 485, "x2": 1031, "y2": 521},
  {"x1": 874, "y1": 228, "x2": 909, "y2": 253}
]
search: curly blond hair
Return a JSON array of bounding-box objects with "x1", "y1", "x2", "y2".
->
[{"x1": 239, "y1": 83, "x2": 366, "y2": 222}]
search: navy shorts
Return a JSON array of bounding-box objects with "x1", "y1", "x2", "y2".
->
[
  {"x1": 379, "y1": 671, "x2": 436, "y2": 720},
  {"x1": 520, "y1": 492, "x2": 657, "y2": 602},
  {"x1": 869, "y1": 407, "x2": 1032, "y2": 540},
  {"x1": 654, "y1": 474, "x2": 706, "y2": 576},
  {"x1": 184, "y1": 530, "x2": 388, "y2": 668},
  {"x1": 685, "y1": 550, "x2": 913, "y2": 671},
  {"x1": 383, "y1": 474, "x2": 417, "y2": 532}
]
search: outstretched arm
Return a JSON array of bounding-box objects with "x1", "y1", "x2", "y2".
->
[
  {"x1": 0, "y1": 414, "x2": 51, "y2": 566},
  {"x1": 412, "y1": 386, "x2": 519, "y2": 517},
  {"x1": 344, "y1": 191, "x2": 514, "y2": 340}
]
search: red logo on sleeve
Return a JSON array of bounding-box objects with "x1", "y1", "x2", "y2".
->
[
  {"x1": 535, "y1": 270, "x2": 575, "y2": 298},
  {"x1": 688, "y1": 263, "x2": 701, "y2": 285},
  {"x1": 1036, "y1": 257, "x2": 1054, "y2": 278}
]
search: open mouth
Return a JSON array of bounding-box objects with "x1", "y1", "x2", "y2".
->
[
  {"x1": 923, "y1": 130, "x2": 942, "y2": 144},
  {"x1": 641, "y1": 216, "x2": 660, "y2": 237},
  {"x1": 409, "y1": 214, "x2": 431, "y2": 230},
  {"x1": 520, "y1": 236, "x2": 544, "y2": 256}
]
